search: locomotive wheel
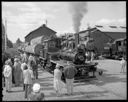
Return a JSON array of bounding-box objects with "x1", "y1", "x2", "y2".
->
[{"x1": 99, "y1": 71, "x2": 103, "y2": 76}]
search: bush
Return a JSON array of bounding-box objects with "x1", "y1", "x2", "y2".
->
[{"x1": 2, "y1": 52, "x2": 11, "y2": 64}]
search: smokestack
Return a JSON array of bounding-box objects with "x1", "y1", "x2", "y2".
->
[
  {"x1": 69, "y1": 2, "x2": 87, "y2": 33},
  {"x1": 75, "y1": 33, "x2": 79, "y2": 48}
]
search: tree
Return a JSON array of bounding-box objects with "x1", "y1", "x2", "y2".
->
[
  {"x1": 16, "y1": 38, "x2": 22, "y2": 47},
  {"x1": 16, "y1": 38, "x2": 22, "y2": 44},
  {"x1": 7, "y1": 39, "x2": 13, "y2": 48}
]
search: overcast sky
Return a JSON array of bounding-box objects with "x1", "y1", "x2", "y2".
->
[{"x1": 2, "y1": 2, "x2": 126, "y2": 43}]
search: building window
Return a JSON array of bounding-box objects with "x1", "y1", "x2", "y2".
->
[
  {"x1": 117, "y1": 41, "x2": 121, "y2": 46},
  {"x1": 84, "y1": 37, "x2": 87, "y2": 40},
  {"x1": 49, "y1": 41, "x2": 55, "y2": 47},
  {"x1": 124, "y1": 40, "x2": 126, "y2": 46}
]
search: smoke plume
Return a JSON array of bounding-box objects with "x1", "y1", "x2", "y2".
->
[{"x1": 69, "y1": 2, "x2": 87, "y2": 33}]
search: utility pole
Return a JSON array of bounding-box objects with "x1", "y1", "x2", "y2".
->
[
  {"x1": 5, "y1": 18, "x2": 7, "y2": 51},
  {"x1": 87, "y1": 23, "x2": 91, "y2": 41}
]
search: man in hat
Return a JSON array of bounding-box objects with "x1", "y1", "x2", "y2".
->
[
  {"x1": 64, "y1": 61, "x2": 77, "y2": 95},
  {"x1": 23, "y1": 64, "x2": 34, "y2": 99},
  {"x1": 28, "y1": 83, "x2": 45, "y2": 101}
]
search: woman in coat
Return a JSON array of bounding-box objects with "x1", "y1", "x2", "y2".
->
[
  {"x1": 53, "y1": 64, "x2": 65, "y2": 96},
  {"x1": 13, "y1": 58, "x2": 22, "y2": 86},
  {"x1": 3, "y1": 59, "x2": 12, "y2": 92}
]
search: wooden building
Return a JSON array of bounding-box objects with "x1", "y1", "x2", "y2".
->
[{"x1": 78, "y1": 25, "x2": 126, "y2": 53}]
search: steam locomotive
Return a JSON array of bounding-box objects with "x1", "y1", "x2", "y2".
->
[
  {"x1": 20, "y1": 34, "x2": 102, "y2": 81},
  {"x1": 43, "y1": 41, "x2": 100, "y2": 81}
]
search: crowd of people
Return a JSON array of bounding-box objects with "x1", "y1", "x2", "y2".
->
[
  {"x1": 2, "y1": 50, "x2": 78, "y2": 100},
  {"x1": 2, "y1": 52, "x2": 44, "y2": 101}
]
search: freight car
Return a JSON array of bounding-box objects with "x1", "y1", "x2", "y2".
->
[{"x1": 113, "y1": 38, "x2": 126, "y2": 60}]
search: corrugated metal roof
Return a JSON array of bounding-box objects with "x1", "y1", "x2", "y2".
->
[
  {"x1": 78, "y1": 26, "x2": 126, "y2": 41},
  {"x1": 96, "y1": 26, "x2": 126, "y2": 33},
  {"x1": 114, "y1": 37, "x2": 126, "y2": 42}
]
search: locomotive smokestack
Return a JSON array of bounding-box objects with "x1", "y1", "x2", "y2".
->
[{"x1": 75, "y1": 33, "x2": 79, "y2": 48}]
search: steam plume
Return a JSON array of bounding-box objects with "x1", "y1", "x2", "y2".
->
[{"x1": 69, "y1": 2, "x2": 87, "y2": 32}]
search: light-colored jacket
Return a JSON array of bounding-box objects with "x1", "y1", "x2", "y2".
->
[
  {"x1": 23, "y1": 69, "x2": 34, "y2": 84},
  {"x1": 54, "y1": 69, "x2": 62, "y2": 80},
  {"x1": 28, "y1": 56, "x2": 36, "y2": 64},
  {"x1": 3, "y1": 65, "x2": 12, "y2": 78},
  {"x1": 121, "y1": 59, "x2": 126, "y2": 65},
  {"x1": 21, "y1": 63, "x2": 27, "y2": 71}
]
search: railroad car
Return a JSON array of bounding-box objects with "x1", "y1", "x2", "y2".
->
[
  {"x1": 112, "y1": 38, "x2": 126, "y2": 60},
  {"x1": 103, "y1": 38, "x2": 126, "y2": 60}
]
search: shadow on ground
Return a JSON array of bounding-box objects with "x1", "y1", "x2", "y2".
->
[
  {"x1": 10, "y1": 90, "x2": 24, "y2": 93},
  {"x1": 90, "y1": 72, "x2": 126, "y2": 86},
  {"x1": 46, "y1": 90, "x2": 108, "y2": 99}
]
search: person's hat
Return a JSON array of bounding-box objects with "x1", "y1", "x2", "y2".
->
[
  {"x1": 32, "y1": 83, "x2": 41, "y2": 93},
  {"x1": 14, "y1": 58, "x2": 19, "y2": 62},
  {"x1": 5, "y1": 60, "x2": 10, "y2": 65},
  {"x1": 56, "y1": 64, "x2": 60, "y2": 68},
  {"x1": 67, "y1": 61, "x2": 74, "y2": 65}
]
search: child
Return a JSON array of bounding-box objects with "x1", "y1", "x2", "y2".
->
[
  {"x1": 120, "y1": 57, "x2": 126, "y2": 73},
  {"x1": 28, "y1": 83, "x2": 45, "y2": 101}
]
